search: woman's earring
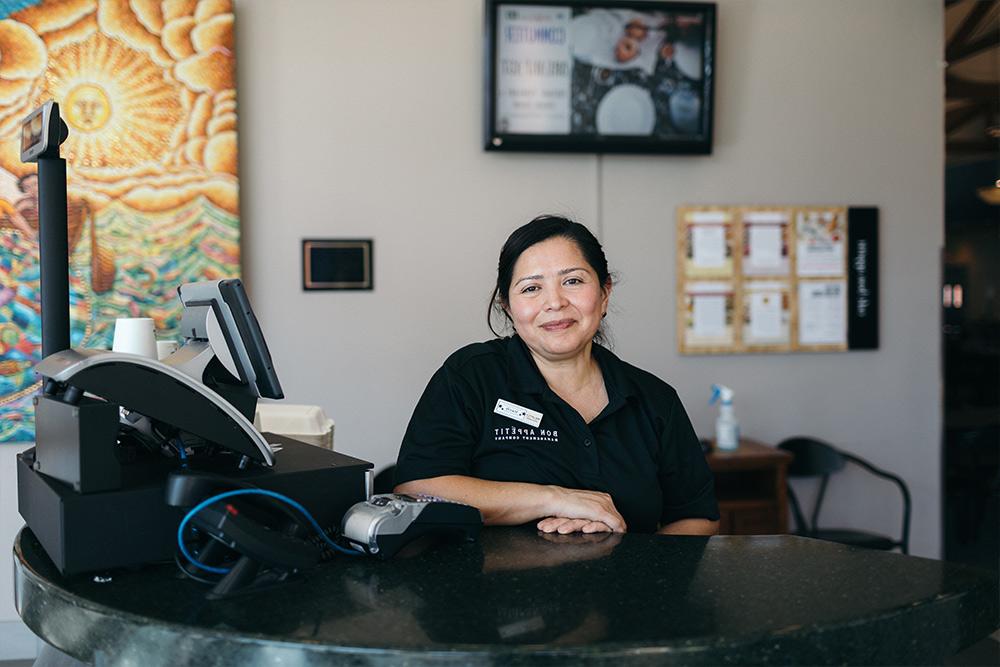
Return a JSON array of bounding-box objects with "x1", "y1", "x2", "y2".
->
[{"x1": 602, "y1": 312, "x2": 607, "y2": 319}]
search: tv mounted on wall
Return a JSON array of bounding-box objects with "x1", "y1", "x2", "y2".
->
[{"x1": 484, "y1": 0, "x2": 716, "y2": 154}]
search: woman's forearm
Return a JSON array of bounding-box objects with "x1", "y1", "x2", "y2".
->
[
  {"x1": 394, "y1": 475, "x2": 626, "y2": 531},
  {"x1": 394, "y1": 476, "x2": 557, "y2": 525},
  {"x1": 657, "y1": 518, "x2": 719, "y2": 536}
]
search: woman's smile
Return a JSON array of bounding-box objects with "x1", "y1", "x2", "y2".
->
[{"x1": 541, "y1": 318, "x2": 575, "y2": 331}]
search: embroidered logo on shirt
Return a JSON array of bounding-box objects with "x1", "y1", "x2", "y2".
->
[
  {"x1": 494, "y1": 426, "x2": 559, "y2": 443},
  {"x1": 494, "y1": 398, "x2": 543, "y2": 427}
]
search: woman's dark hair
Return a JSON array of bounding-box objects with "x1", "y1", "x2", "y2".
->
[{"x1": 488, "y1": 214, "x2": 613, "y2": 342}]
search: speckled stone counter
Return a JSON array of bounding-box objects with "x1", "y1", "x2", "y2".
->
[{"x1": 13, "y1": 527, "x2": 999, "y2": 666}]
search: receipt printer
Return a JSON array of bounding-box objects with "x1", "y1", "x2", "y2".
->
[{"x1": 341, "y1": 494, "x2": 482, "y2": 559}]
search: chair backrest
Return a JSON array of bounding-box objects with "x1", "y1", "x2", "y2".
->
[
  {"x1": 778, "y1": 437, "x2": 842, "y2": 536},
  {"x1": 780, "y1": 437, "x2": 846, "y2": 478},
  {"x1": 777, "y1": 436, "x2": 911, "y2": 554}
]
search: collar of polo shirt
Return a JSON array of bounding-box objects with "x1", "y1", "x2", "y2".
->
[{"x1": 505, "y1": 335, "x2": 638, "y2": 409}]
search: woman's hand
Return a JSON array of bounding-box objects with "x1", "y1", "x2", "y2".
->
[
  {"x1": 536, "y1": 517, "x2": 614, "y2": 534},
  {"x1": 543, "y1": 486, "x2": 627, "y2": 533}
]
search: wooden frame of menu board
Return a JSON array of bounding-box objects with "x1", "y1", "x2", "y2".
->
[{"x1": 677, "y1": 205, "x2": 878, "y2": 355}]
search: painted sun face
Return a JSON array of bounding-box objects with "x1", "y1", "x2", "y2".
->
[
  {"x1": 65, "y1": 84, "x2": 112, "y2": 132},
  {"x1": 44, "y1": 33, "x2": 183, "y2": 168}
]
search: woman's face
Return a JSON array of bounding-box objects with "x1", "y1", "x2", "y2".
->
[{"x1": 505, "y1": 236, "x2": 610, "y2": 363}]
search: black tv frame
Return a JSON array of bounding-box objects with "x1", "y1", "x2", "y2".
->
[{"x1": 484, "y1": 0, "x2": 716, "y2": 154}]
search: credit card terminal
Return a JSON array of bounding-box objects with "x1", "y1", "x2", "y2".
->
[{"x1": 341, "y1": 493, "x2": 482, "y2": 559}]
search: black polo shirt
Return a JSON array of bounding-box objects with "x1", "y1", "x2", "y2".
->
[{"x1": 395, "y1": 336, "x2": 719, "y2": 533}]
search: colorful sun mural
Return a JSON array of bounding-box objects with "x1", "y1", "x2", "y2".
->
[{"x1": 0, "y1": 0, "x2": 241, "y2": 442}]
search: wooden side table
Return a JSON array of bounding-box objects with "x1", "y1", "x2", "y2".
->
[{"x1": 706, "y1": 438, "x2": 793, "y2": 535}]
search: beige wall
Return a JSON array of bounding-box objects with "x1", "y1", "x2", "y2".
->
[{"x1": 235, "y1": 0, "x2": 944, "y2": 556}]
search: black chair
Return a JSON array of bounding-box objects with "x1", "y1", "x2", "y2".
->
[{"x1": 778, "y1": 437, "x2": 911, "y2": 554}]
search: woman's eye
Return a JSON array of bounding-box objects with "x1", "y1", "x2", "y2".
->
[
  {"x1": 521, "y1": 285, "x2": 539, "y2": 293},
  {"x1": 564, "y1": 277, "x2": 583, "y2": 285}
]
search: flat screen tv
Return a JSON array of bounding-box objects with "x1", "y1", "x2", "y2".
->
[{"x1": 484, "y1": 0, "x2": 716, "y2": 154}]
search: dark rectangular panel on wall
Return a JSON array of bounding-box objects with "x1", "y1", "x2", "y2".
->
[
  {"x1": 847, "y1": 207, "x2": 878, "y2": 350},
  {"x1": 302, "y1": 239, "x2": 373, "y2": 291}
]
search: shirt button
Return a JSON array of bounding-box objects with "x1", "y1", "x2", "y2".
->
[{"x1": 583, "y1": 439, "x2": 592, "y2": 448}]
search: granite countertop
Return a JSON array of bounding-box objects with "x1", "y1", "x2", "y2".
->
[{"x1": 14, "y1": 526, "x2": 999, "y2": 666}]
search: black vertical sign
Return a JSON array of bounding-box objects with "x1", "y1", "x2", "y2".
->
[{"x1": 847, "y1": 207, "x2": 878, "y2": 349}]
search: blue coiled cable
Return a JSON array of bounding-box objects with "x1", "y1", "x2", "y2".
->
[{"x1": 177, "y1": 488, "x2": 361, "y2": 575}]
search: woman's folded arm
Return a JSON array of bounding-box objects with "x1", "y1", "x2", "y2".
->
[{"x1": 394, "y1": 475, "x2": 627, "y2": 533}]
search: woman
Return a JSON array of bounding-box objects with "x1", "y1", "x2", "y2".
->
[{"x1": 395, "y1": 215, "x2": 718, "y2": 535}]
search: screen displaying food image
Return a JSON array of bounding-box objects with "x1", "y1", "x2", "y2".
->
[{"x1": 494, "y1": 3, "x2": 710, "y2": 140}]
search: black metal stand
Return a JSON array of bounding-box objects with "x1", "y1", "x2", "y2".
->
[{"x1": 37, "y1": 155, "x2": 70, "y2": 358}]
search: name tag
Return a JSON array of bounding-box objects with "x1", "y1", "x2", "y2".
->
[{"x1": 494, "y1": 399, "x2": 543, "y2": 428}]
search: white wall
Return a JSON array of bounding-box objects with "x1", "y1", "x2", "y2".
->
[{"x1": 236, "y1": 0, "x2": 944, "y2": 556}]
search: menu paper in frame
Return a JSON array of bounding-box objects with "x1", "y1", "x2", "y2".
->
[
  {"x1": 683, "y1": 281, "x2": 734, "y2": 348},
  {"x1": 798, "y1": 280, "x2": 847, "y2": 346},
  {"x1": 796, "y1": 209, "x2": 846, "y2": 277},
  {"x1": 743, "y1": 281, "x2": 791, "y2": 347},
  {"x1": 683, "y1": 209, "x2": 734, "y2": 278},
  {"x1": 743, "y1": 210, "x2": 790, "y2": 276}
]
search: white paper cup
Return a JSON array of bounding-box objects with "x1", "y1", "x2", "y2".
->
[
  {"x1": 156, "y1": 339, "x2": 179, "y2": 361},
  {"x1": 112, "y1": 318, "x2": 157, "y2": 358}
]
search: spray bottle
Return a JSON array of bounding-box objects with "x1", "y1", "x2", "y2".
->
[{"x1": 709, "y1": 384, "x2": 739, "y2": 451}]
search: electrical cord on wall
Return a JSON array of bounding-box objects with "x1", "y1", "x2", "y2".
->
[{"x1": 596, "y1": 154, "x2": 604, "y2": 241}]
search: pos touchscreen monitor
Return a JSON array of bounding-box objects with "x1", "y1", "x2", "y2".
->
[
  {"x1": 20, "y1": 100, "x2": 67, "y2": 162},
  {"x1": 177, "y1": 279, "x2": 284, "y2": 399}
]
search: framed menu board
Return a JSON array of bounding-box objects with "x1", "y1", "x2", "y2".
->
[
  {"x1": 484, "y1": 0, "x2": 716, "y2": 153},
  {"x1": 676, "y1": 206, "x2": 878, "y2": 354}
]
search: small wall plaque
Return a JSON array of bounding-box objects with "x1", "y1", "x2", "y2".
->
[{"x1": 302, "y1": 239, "x2": 373, "y2": 291}]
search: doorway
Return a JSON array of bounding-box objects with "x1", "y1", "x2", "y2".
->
[{"x1": 942, "y1": 0, "x2": 999, "y2": 573}]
